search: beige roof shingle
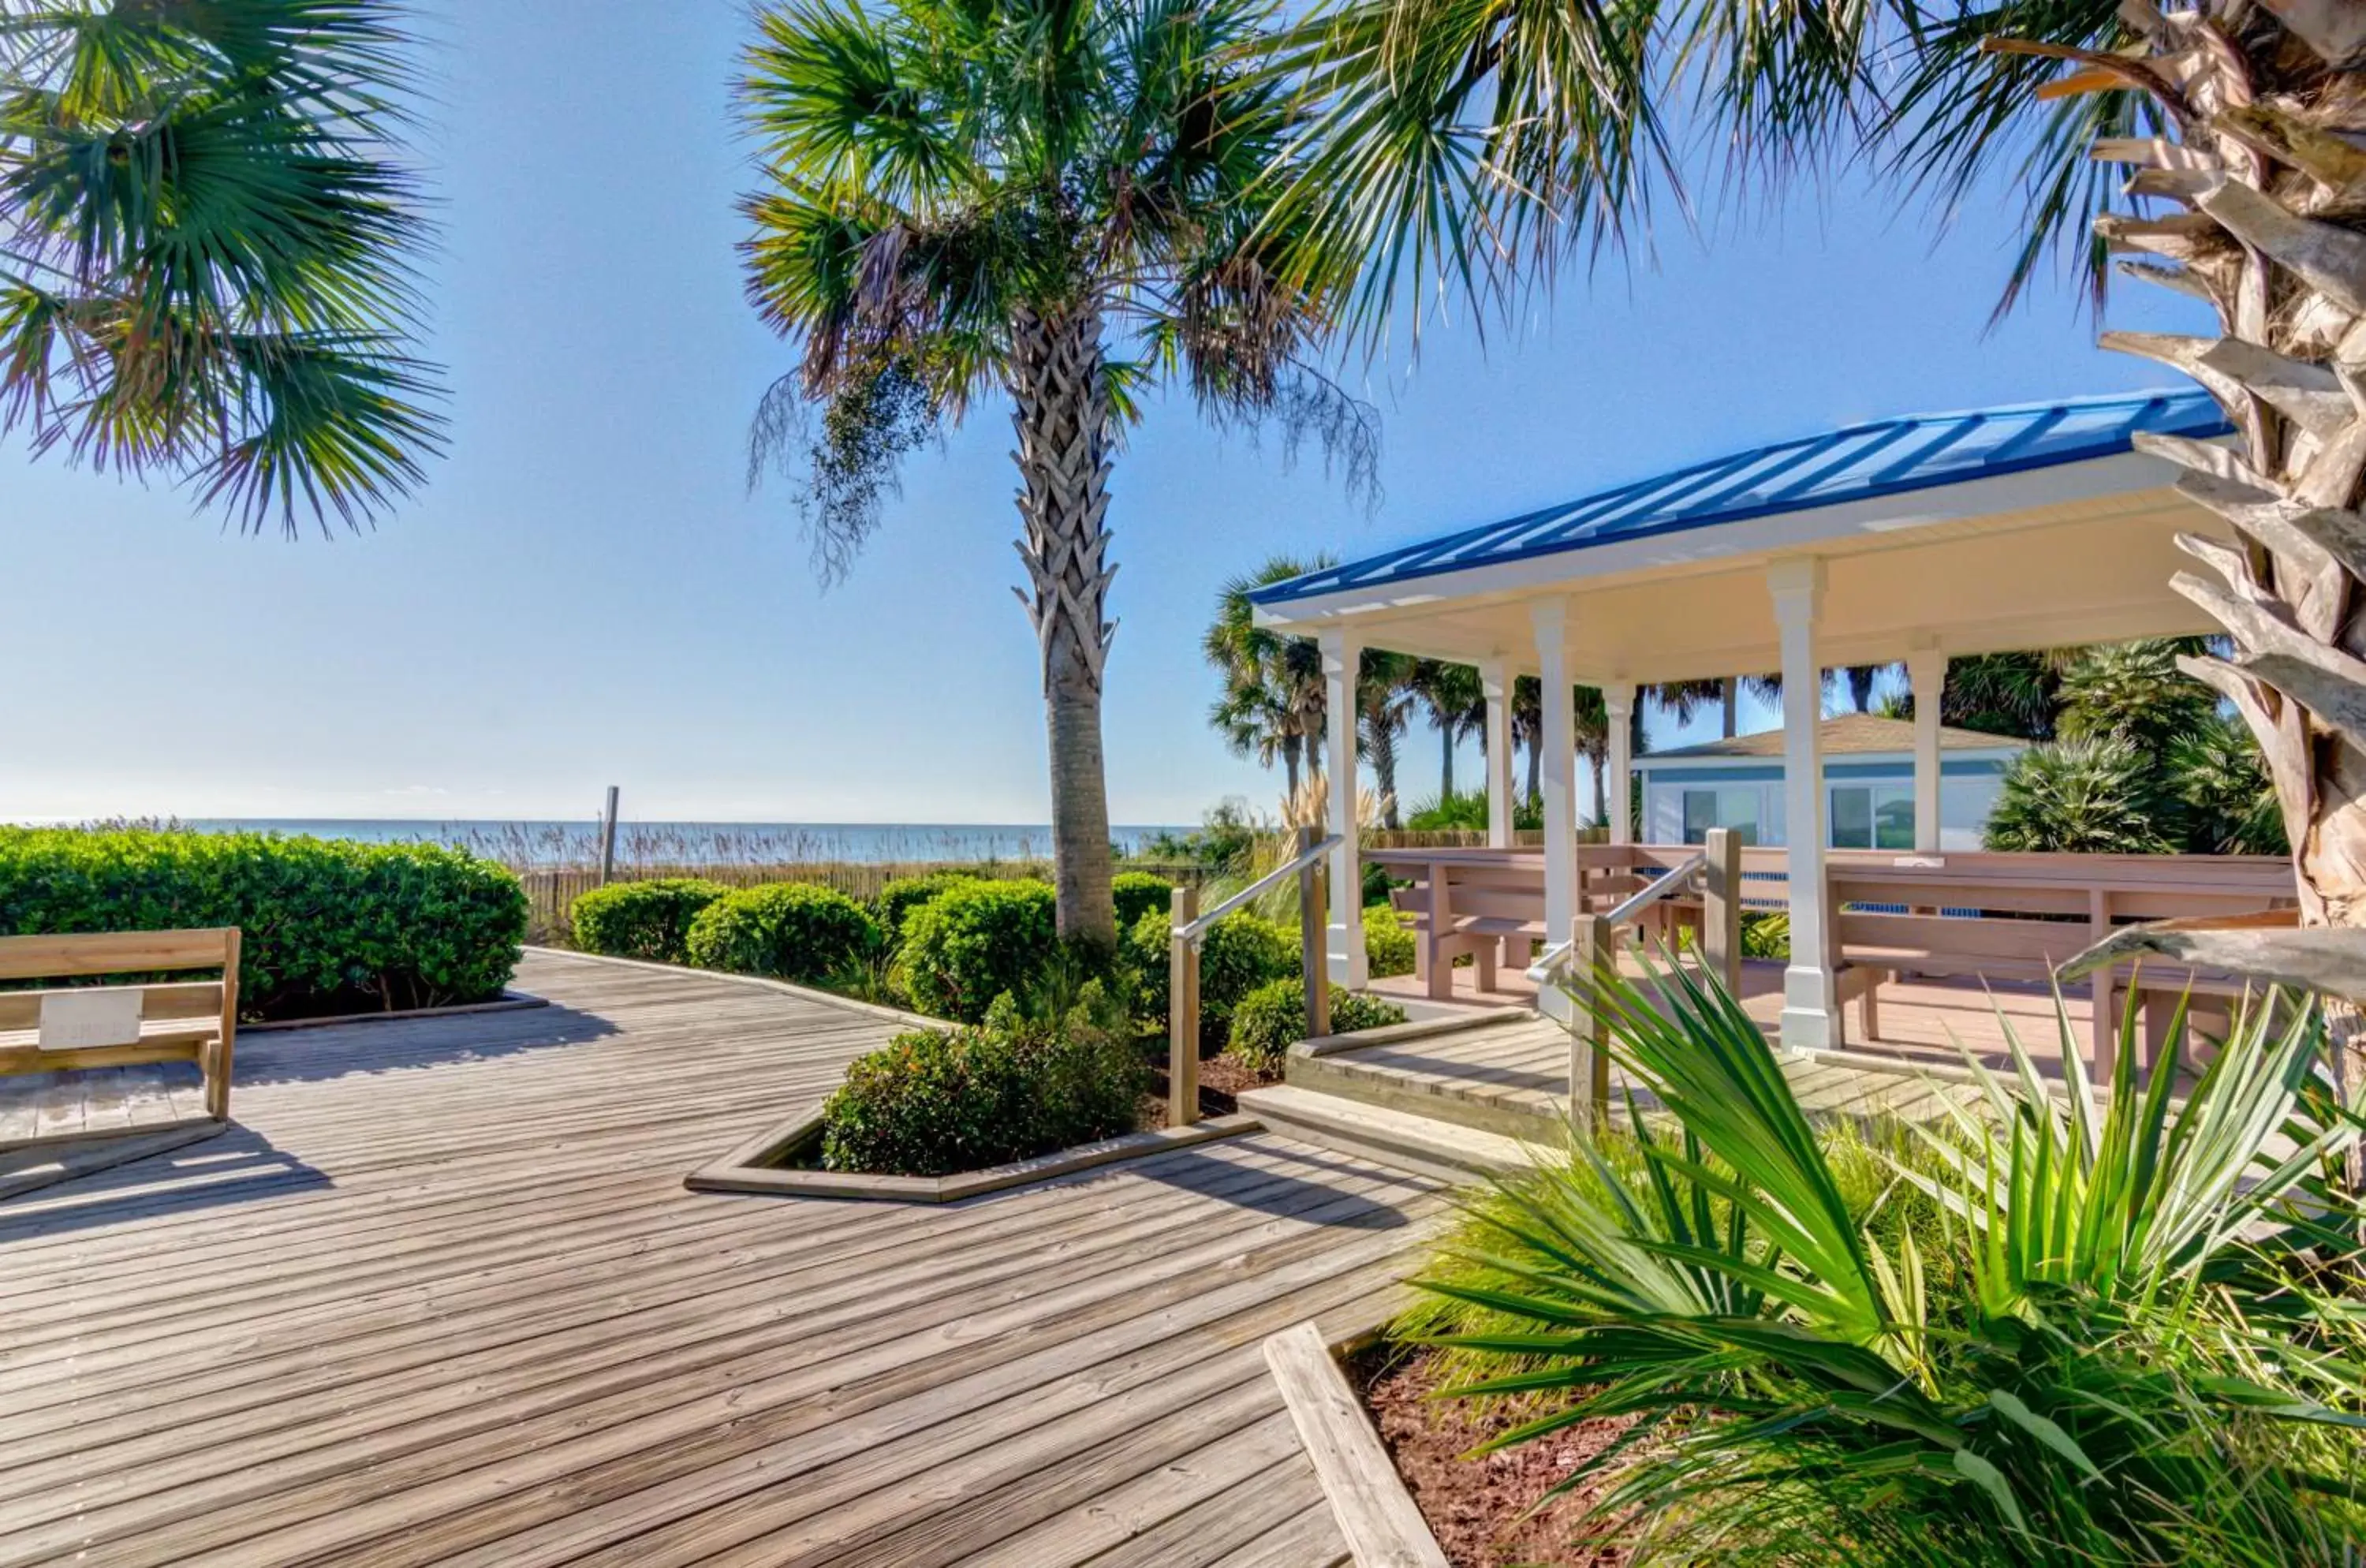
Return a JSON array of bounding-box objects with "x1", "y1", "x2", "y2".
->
[{"x1": 1640, "y1": 714, "x2": 2028, "y2": 761}]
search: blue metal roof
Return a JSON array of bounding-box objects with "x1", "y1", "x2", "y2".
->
[{"x1": 1249, "y1": 389, "x2": 2228, "y2": 607}]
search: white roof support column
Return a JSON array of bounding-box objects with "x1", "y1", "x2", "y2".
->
[
  {"x1": 1768, "y1": 558, "x2": 1837, "y2": 1049},
  {"x1": 1319, "y1": 628, "x2": 1368, "y2": 989},
  {"x1": 1480, "y1": 659, "x2": 1513, "y2": 849},
  {"x1": 1533, "y1": 602, "x2": 1578, "y2": 1025},
  {"x1": 1906, "y1": 642, "x2": 1947, "y2": 855},
  {"x1": 1603, "y1": 682, "x2": 1636, "y2": 843}
]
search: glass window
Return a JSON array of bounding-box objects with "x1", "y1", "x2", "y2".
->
[
  {"x1": 1874, "y1": 790, "x2": 1916, "y2": 851},
  {"x1": 1831, "y1": 784, "x2": 1915, "y2": 850},
  {"x1": 1830, "y1": 786, "x2": 1872, "y2": 849},
  {"x1": 1681, "y1": 786, "x2": 1761, "y2": 846}
]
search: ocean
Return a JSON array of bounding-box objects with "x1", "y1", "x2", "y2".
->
[{"x1": 169, "y1": 819, "x2": 1189, "y2": 868}]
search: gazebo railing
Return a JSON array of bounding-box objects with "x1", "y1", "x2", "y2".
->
[
  {"x1": 1530, "y1": 828, "x2": 1744, "y2": 1126},
  {"x1": 1167, "y1": 827, "x2": 1341, "y2": 1128}
]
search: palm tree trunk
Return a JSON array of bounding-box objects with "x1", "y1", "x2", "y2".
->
[
  {"x1": 1845, "y1": 665, "x2": 1878, "y2": 714},
  {"x1": 1721, "y1": 678, "x2": 1737, "y2": 739},
  {"x1": 1007, "y1": 305, "x2": 1118, "y2": 948},
  {"x1": 1439, "y1": 721, "x2": 1456, "y2": 799},
  {"x1": 2080, "y1": 6, "x2": 2366, "y2": 1170},
  {"x1": 1588, "y1": 750, "x2": 1606, "y2": 831},
  {"x1": 1524, "y1": 732, "x2": 1541, "y2": 808},
  {"x1": 1282, "y1": 734, "x2": 1303, "y2": 801},
  {"x1": 1364, "y1": 710, "x2": 1401, "y2": 829}
]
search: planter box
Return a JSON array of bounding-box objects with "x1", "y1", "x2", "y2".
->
[
  {"x1": 1263, "y1": 1320, "x2": 1450, "y2": 1568},
  {"x1": 685, "y1": 1108, "x2": 1261, "y2": 1203}
]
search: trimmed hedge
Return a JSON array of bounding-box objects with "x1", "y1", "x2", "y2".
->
[
  {"x1": 899, "y1": 879, "x2": 1060, "y2": 1022},
  {"x1": 569, "y1": 878, "x2": 727, "y2": 964},
  {"x1": 872, "y1": 870, "x2": 985, "y2": 942},
  {"x1": 0, "y1": 826, "x2": 527, "y2": 1021},
  {"x1": 1226, "y1": 979, "x2": 1408, "y2": 1073},
  {"x1": 685, "y1": 883, "x2": 881, "y2": 984},
  {"x1": 819, "y1": 994, "x2": 1146, "y2": 1176},
  {"x1": 1363, "y1": 902, "x2": 1416, "y2": 978},
  {"x1": 1111, "y1": 871, "x2": 1176, "y2": 929},
  {"x1": 1123, "y1": 905, "x2": 1295, "y2": 1041}
]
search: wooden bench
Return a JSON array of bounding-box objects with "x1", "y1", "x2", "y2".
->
[
  {"x1": 0, "y1": 929, "x2": 241, "y2": 1122},
  {"x1": 1374, "y1": 848, "x2": 1710, "y2": 1000},
  {"x1": 1822, "y1": 855, "x2": 2290, "y2": 1073}
]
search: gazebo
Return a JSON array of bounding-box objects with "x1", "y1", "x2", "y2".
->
[{"x1": 1252, "y1": 389, "x2": 2282, "y2": 1051}]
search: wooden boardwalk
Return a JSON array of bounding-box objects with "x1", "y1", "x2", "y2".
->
[{"x1": 0, "y1": 951, "x2": 1443, "y2": 1567}]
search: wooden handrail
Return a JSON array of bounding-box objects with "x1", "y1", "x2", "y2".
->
[
  {"x1": 1169, "y1": 827, "x2": 1338, "y2": 1127},
  {"x1": 1175, "y1": 834, "x2": 1343, "y2": 943}
]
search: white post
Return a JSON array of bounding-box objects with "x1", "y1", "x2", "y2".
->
[
  {"x1": 1906, "y1": 643, "x2": 1946, "y2": 854},
  {"x1": 1534, "y1": 603, "x2": 1577, "y2": 1024},
  {"x1": 1320, "y1": 628, "x2": 1368, "y2": 988},
  {"x1": 1769, "y1": 559, "x2": 1837, "y2": 1048},
  {"x1": 1480, "y1": 659, "x2": 1513, "y2": 849},
  {"x1": 1603, "y1": 682, "x2": 1636, "y2": 843}
]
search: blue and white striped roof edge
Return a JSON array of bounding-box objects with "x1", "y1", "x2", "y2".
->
[{"x1": 1248, "y1": 389, "x2": 2229, "y2": 608}]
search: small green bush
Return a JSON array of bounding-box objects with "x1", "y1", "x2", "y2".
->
[
  {"x1": 569, "y1": 877, "x2": 727, "y2": 963},
  {"x1": 684, "y1": 883, "x2": 881, "y2": 984},
  {"x1": 1363, "y1": 902, "x2": 1416, "y2": 978},
  {"x1": 1226, "y1": 978, "x2": 1407, "y2": 1073},
  {"x1": 900, "y1": 879, "x2": 1060, "y2": 1022},
  {"x1": 819, "y1": 993, "x2": 1147, "y2": 1176},
  {"x1": 1123, "y1": 905, "x2": 1295, "y2": 1040},
  {"x1": 1110, "y1": 870, "x2": 1176, "y2": 929},
  {"x1": 1985, "y1": 737, "x2": 2177, "y2": 854},
  {"x1": 871, "y1": 870, "x2": 983, "y2": 943},
  {"x1": 0, "y1": 826, "x2": 527, "y2": 1021}
]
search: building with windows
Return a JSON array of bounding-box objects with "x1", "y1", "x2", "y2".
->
[{"x1": 1635, "y1": 715, "x2": 2026, "y2": 853}]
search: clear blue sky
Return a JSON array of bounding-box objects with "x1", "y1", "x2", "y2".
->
[{"x1": 0, "y1": 0, "x2": 2202, "y2": 828}]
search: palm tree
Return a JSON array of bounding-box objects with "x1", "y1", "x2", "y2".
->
[
  {"x1": 1268, "y1": 2, "x2": 2366, "y2": 1095},
  {"x1": 738, "y1": 0, "x2": 1375, "y2": 946},
  {"x1": 0, "y1": 0, "x2": 443, "y2": 529},
  {"x1": 1406, "y1": 659, "x2": 1483, "y2": 797},
  {"x1": 1205, "y1": 554, "x2": 1334, "y2": 797},
  {"x1": 1357, "y1": 648, "x2": 1414, "y2": 828}
]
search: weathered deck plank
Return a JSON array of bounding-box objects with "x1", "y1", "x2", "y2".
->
[{"x1": 0, "y1": 950, "x2": 1441, "y2": 1566}]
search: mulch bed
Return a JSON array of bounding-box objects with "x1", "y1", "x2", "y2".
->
[{"x1": 1352, "y1": 1346, "x2": 1640, "y2": 1567}]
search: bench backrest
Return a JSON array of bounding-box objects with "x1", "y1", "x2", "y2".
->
[{"x1": 0, "y1": 930, "x2": 241, "y2": 1119}]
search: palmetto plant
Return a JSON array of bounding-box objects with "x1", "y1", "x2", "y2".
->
[
  {"x1": 0, "y1": 0, "x2": 442, "y2": 530},
  {"x1": 737, "y1": 0, "x2": 1376, "y2": 946},
  {"x1": 1413, "y1": 962, "x2": 2366, "y2": 1563}
]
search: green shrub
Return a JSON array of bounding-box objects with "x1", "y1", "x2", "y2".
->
[
  {"x1": 569, "y1": 877, "x2": 727, "y2": 963},
  {"x1": 0, "y1": 826, "x2": 527, "y2": 1021},
  {"x1": 684, "y1": 883, "x2": 881, "y2": 984},
  {"x1": 819, "y1": 993, "x2": 1147, "y2": 1176},
  {"x1": 1110, "y1": 870, "x2": 1175, "y2": 929},
  {"x1": 1741, "y1": 909, "x2": 1790, "y2": 961},
  {"x1": 900, "y1": 878, "x2": 1060, "y2": 1022},
  {"x1": 1122, "y1": 905, "x2": 1295, "y2": 1040},
  {"x1": 871, "y1": 870, "x2": 983, "y2": 943},
  {"x1": 1985, "y1": 737, "x2": 2178, "y2": 853},
  {"x1": 1226, "y1": 978, "x2": 1407, "y2": 1073},
  {"x1": 1363, "y1": 902, "x2": 1416, "y2": 977}
]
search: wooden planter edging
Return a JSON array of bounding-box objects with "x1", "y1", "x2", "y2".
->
[
  {"x1": 1264, "y1": 1320, "x2": 1450, "y2": 1568},
  {"x1": 524, "y1": 946, "x2": 948, "y2": 1031},
  {"x1": 243, "y1": 991, "x2": 548, "y2": 1033},
  {"x1": 685, "y1": 1110, "x2": 1263, "y2": 1203}
]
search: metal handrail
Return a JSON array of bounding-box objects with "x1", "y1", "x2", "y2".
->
[
  {"x1": 1175, "y1": 834, "x2": 1344, "y2": 943},
  {"x1": 1525, "y1": 850, "x2": 1708, "y2": 982}
]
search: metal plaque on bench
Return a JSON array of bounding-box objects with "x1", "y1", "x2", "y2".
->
[{"x1": 38, "y1": 989, "x2": 144, "y2": 1051}]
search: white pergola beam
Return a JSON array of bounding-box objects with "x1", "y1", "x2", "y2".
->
[
  {"x1": 1532, "y1": 602, "x2": 1578, "y2": 1024},
  {"x1": 1906, "y1": 643, "x2": 1947, "y2": 854},
  {"x1": 1319, "y1": 628, "x2": 1367, "y2": 988},
  {"x1": 1769, "y1": 558, "x2": 1837, "y2": 1049},
  {"x1": 1603, "y1": 682, "x2": 1636, "y2": 843},
  {"x1": 1480, "y1": 659, "x2": 1513, "y2": 849}
]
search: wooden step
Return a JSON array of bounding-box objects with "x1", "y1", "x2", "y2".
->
[
  {"x1": 1237, "y1": 1085, "x2": 1548, "y2": 1184},
  {"x1": 1286, "y1": 1044, "x2": 1566, "y2": 1141}
]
